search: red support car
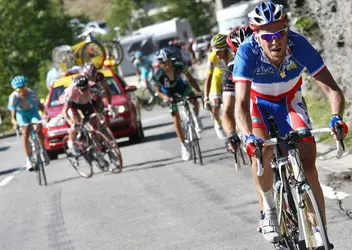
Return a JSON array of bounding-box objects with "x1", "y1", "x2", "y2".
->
[{"x1": 43, "y1": 69, "x2": 144, "y2": 160}]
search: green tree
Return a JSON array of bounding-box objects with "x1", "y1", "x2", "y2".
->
[
  {"x1": 0, "y1": 0, "x2": 73, "y2": 105},
  {"x1": 107, "y1": 0, "x2": 152, "y2": 36}
]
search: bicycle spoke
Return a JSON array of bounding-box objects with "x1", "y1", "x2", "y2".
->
[
  {"x1": 63, "y1": 137, "x2": 93, "y2": 178},
  {"x1": 300, "y1": 185, "x2": 331, "y2": 249}
]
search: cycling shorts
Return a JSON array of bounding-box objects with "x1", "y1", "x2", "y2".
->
[
  {"x1": 251, "y1": 91, "x2": 314, "y2": 143},
  {"x1": 91, "y1": 97, "x2": 104, "y2": 113},
  {"x1": 69, "y1": 102, "x2": 95, "y2": 122},
  {"x1": 168, "y1": 85, "x2": 196, "y2": 116},
  {"x1": 209, "y1": 67, "x2": 223, "y2": 102},
  {"x1": 16, "y1": 108, "x2": 41, "y2": 127}
]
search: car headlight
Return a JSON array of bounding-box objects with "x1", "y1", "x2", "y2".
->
[{"x1": 113, "y1": 105, "x2": 129, "y2": 114}]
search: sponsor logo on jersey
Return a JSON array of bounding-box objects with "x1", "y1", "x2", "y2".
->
[
  {"x1": 252, "y1": 116, "x2": 262, "y2": 124},
  {"x1": 255, "y1": 65, "x2": 274, "y2": 75}
]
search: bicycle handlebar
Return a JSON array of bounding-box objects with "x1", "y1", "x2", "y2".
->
[{"x1": 255, "y1": 127, "x2": 345, "y2": 176}]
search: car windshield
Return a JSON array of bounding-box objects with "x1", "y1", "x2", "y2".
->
[{"x1": 49, "y1": 76, "x2": 121, "y2": 107}]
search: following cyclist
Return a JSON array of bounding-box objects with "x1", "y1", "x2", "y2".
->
[
  {"x1": 233, "y1": 2, "x2": 348, "y2": 245},
  {"x1": 61, "y1": 75, "x2": 107, "y2": 166},
  {"x1": 154, "y1": 48, "x2": 203, "y2": 161},
  {"x1": 133, "y1": 51, "x2": 155, "y2": 102},
  {"x1": 8, "y1": 76, "x2": 50, "y2": 171},
  {"x1": 203, "y1": 34, "x2": 232, "y2": 140},
  {"x1": 221, "y1": 25, "x2": 266, "y2": 231},
  {"x1": 80, "y1": 62, "x2": 113, "y2": 114}
]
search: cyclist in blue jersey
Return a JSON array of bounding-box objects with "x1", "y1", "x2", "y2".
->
[
  {"x1": 233, "y1": 2, "x2": 348, "y2": 244},
  {"x1": 133, "y1": 51, "x2": 155, "y2": 101},
  {"x1": 8, "y1": 76, "x2": 50, "y2": 171}
]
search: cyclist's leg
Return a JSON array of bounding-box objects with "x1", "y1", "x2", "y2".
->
[
  {"x1": 68, "y1": 104, "x2": 81, "y2": 142},
  {"x1": 251, "y1": 96, "x2": 279, "y2": 242},
  {"x1": 16, "y1": 111, "x2": 32, "y2": 169},
  {"x1": 286, "y1": 91, "x2": 326, "y2": 224},
  {"x1": 209, "y1": 70, "x2": 223, "y2": 125},
  {"x1": 169, "y1": 105, "x2": 184, "y2": 143},
  {"x1": 29, "y1": 110, "x2": 45, "y2": 147}
]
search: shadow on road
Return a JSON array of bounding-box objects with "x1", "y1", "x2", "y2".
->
[
  {"x1": 0, "y1": 167, "x2": 23, "y2": 176},
  {"x1": 0, "y1": 146, "x2": 10, "y2": 152},
  {"x1": 143, "y1": 131, "x2": 176, "y2": 143},
  {"x1": 124, "y1": 155, "x2": 181, "y2": 169},
  {"x1": 143, "y1": 121, "x2": 173, "y2": 131}
]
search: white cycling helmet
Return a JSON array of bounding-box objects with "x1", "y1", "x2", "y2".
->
[{"x1": 248, "y1": 2, "x2": 287, "y2": 30}]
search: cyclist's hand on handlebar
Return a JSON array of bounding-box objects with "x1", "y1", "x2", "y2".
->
[
  {"x1": 225, "y1": 131, "x2": 241, "y2": 153},
  {"x1": 204, "y1": 98, "x2": 211, "y2": 110},
  {"x1": 244, "y1": 134, "x2": 263, "y2": 157},
  {"x1": 329, "y1": 114, "x2": 348, "y2": 139},
  {"x1": 168, "y1": 96, "x2": 175, "y2": 105}
]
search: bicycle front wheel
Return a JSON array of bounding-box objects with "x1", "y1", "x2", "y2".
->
[
  {"x1": 63, "y1": 136, "x2": 93, "y2": 178},
  {"x1": 300, "y1": 185, "x2": 331, "y2": 250},
  {"x1": 91, "y1": 131, "x2": 123, "y2": 173}
]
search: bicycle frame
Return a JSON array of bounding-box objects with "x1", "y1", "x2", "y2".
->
[{"x1": 260, "y1": 125, "x2": 343, "y2": 249}]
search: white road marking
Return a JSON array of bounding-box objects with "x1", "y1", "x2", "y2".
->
[
  {"x1": 321, "y1": 184, "x2": 350, "y2": 200},
  {"x1": 0, "y1": 176, "x2": 15, "y2": 187}
]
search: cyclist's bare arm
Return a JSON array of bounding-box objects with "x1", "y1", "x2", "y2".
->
[
  {"x1": 11, "y1": 110, "x2": 17, "y2": 127},
  {"x1": 185, "y1": 71, "x2": 201, "y2": 93},
  {"x1": 102, "y1": 80, "x2": 112, "y2": 106},
  {"x1": 222, "y1": 95, "x2": 236, "y2": 136},
  {"x1": 314, "y1": 67, "x2": 345, "y2": 116},
  {"x1": 203, "y1": 72, "x2": 212, "y2": 98},
  {"x1": 156, "y1": 87, "x2": 169, "y2": 101},
  {"x1": 235, "y1": 82, "x2": 252, "y2": 136},
  {"x1": 62, "y1": 102, "x2": 75, "y2": 127}
]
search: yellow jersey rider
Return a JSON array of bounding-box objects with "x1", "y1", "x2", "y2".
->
[{"x1": 203, "y1": 34, "x2": 232, "y2": 140}]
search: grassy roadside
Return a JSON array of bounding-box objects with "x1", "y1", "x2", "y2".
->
[{"x1": 305, "y1": 93, "x2": 352, "y2": 149}]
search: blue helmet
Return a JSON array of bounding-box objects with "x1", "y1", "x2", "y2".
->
[
  {"x1": 156, "y1": 48, "x2": 172, "y2": 62},
  {"x1": 11, "y1": 76, "x2": 27, "y2": 89},
  {"x1": 135, "y1": 51, "x2": 143, "y2": 59},
  {"x1": 248, "y1": 2, "x2": 286, "y2": 30}
]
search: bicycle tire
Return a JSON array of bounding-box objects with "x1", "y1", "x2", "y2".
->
[
  {"x1": 189, "y1": 122, "x2": 202, "y2": 165},
  {"x1": 30, "y1": 138, "x2": 41, "y2": 186},
  {"x1": 81, "y1": 40, "x2": 106, "y2": 69},
  {"x1": 63, "y1": 136, "x2": 93, "y2": 178},
  {"x1": 38, "y1": 151, "x2": 48, "y2": 186},
  {"x1": 300, "y1": 185, "x2": 331, "y2": 250},
  {"x1": 275, "y1": 166, "x2": 300, "y2": 249},
  {"x1": 112, "y1": 41, "x2": 124, "y2": 66},
  {"x1": 91, "y1": 131, "x2": 123, "y2": 173}
]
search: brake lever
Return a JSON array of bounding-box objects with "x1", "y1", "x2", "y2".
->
[
  {"x1": 254, "y1": 139, "x2": 264, "y2": 176},
  {"x1": 334, "y1": 123, "x2": 345, "y2": 158}
]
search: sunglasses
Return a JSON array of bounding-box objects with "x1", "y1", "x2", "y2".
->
[
  {"x1": 259, "y1": 27, "x2": 288, "y2": 42},
  {"x1": 16, "y1": 86, "x2": 27, "y2": 93}
]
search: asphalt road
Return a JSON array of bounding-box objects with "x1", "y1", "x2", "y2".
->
[{"x1": 1, "y1": 106, "x2": 352, "y2": 250}]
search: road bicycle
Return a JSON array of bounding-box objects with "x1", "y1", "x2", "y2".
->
[
  {"x1": 174, "y1": 94, "x2": 203, "y2": 165},
  {"x1": 254, "y1": 116, "x2": 344, "y2": 250},
  {"x1": 63, "y1": 113, "x2": 123, "y2": 178},
  {"x1": 205, "y1": 101, "x2": 250, "y2": 170},
  {"x1": 20, "y1": 123, "x2": 48, "y2": 186}
]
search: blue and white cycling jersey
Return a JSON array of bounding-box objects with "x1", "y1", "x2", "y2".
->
[
  {"x1": 232, "y1": 29, "x2": 325, "y2": 100},
  {"x1": 232, "y1": 30, "x2": 326, "y2": 141},
  {"x1": 133, "y1": 57, "x2": 153, "y2": 80},
  {"x1": 8, "y1": 88, "x2": 42, "y2": 126},
  {"x1": 8, "y1": 88, "x2": 40, "y2": 113}
]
